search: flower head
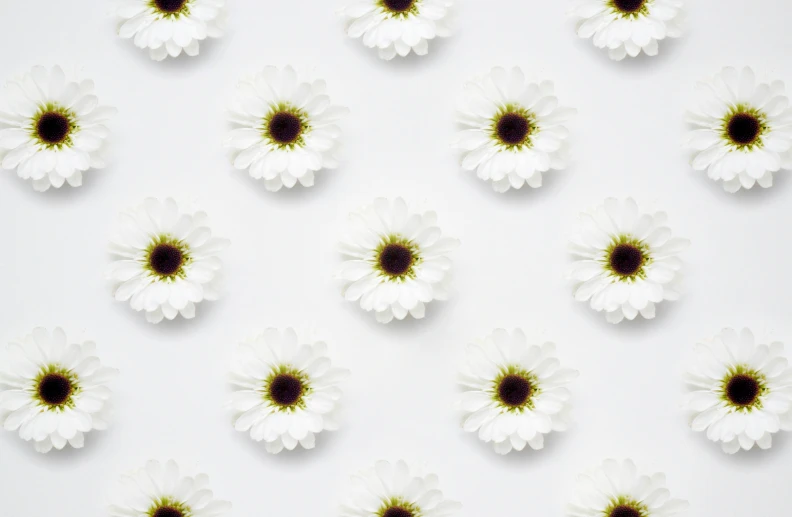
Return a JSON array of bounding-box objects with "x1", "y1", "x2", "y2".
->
[
  {"x1": 684, "y1": 328, "x2": 792, "y2": 453},
  {"x1": 229, "y1": 328, "x2": 350, "y2": 454},
  {"x1": 569, "y1": 198, "x2": 689, "y2": 323},
  {"x1": 226, "y1": 66, "x2": 348, "y2": 192},
  {"x1": 0, "y1": 65, "x2": 116, "y2": 191},
  {"x1": 117, "y1": 0, "x2": 227, "y2": 61},
  {"x1": 340, "y1": 0, "x2": 453, "y2": 60},
  {"x1": 337, "y1": 197, "x2": 459, "y2": 323},
  {"x1": 107, "y1": 197, "x2": 229, "y2": 324},
  {"x1": 453, "y1": 67, "x2": 575, "y2": 192},
  {"x1": 0, "y1": 328, "x2": 117, "y2": 453},
  {"x1": 458, "y1": 328, "x2": 578, "y2": 454},
  {"x1": 685, "y1": 66, "x2": 792, "y2": 192}
]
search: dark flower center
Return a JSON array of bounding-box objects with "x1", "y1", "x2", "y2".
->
[
  {"x1": 610, "y1": 506, "x2": 642, "y2": 517},
  {"x1": 383, "y1": 0, "x2": 415, "y2": 12},
  {"x1": 726, "y1": 374, "x2": 760, "y2": 406},
  {"x1": 498, "y1": 374, "x2": 532, "y2": 407},
  {"x1": 152, "y1": 507, "x2": 184, "y2": 517},
  {"x1": 149, "y1": 243, "x2": 184, "y2": 276},
  {"x1": 727, "y1": 113, "x2": 761, "y2": 145},
  {"x1": 269, "y1": 374, "x2": 304, "y2": 406},
  {"x1": 382, "y1": 507, "x2": 414, "y2": 517},
  {"x1": 154, "y1": 0, "x2": 187, "y2": 13},
  {"x1": 268, "y1": 112, "x2": 303, "y2": 144},
  {"x1": 496, "y1": 113, "x2": 530, "y2": 145},
  {"x1": 36, "y1": 112, "x2": 71, "y2": 144},
  {"x1": 38, "y1": 373, "x2": 73, "y2": 406},
  {"x1": 613, "y1": 0, "x2": 645, "y2": 13},
  {"x1": 609, "y1": 243, "x2": 644, "y2": 277},
  {"x1": 379, "y1": 243, "x2": 414, "y2": 276}
]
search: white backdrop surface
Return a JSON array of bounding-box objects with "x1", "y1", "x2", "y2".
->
[{"x1": 1, "y1": 0, "x2": 791, "y2": 516}]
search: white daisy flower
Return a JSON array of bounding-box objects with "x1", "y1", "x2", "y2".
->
[
  {"x1": 337, "y1": 197, "x2": 459, "y2": 324},
  {"x1": 107, "y1": 197, "x2": 230, "y2": 324},
  {"x1": 0, "y1": 327, "x2": 117, "y2": 453},
  {"x1": 341, "y1": 460, "x2": 461, "y2": 517},
  {"x1": 567, "y1": 459, "x2": 689, "y2": 517},
  {"x1": 0, "y1": 65, "x2": 116, "y2": 192},
  {"x1": 685, "y1": 66, "x2": 792, "y2": 193},
  {"x1": 226, "y1": 66, "x2": 348, "y2": 192},
  {"x1": 229, "y1": 328, "x2": 350, "y2": 454},
  {"x1": 453, "y1": 67, "x2": 575, "y2": 193},
  {"x1": 457, "y1": 328, "x2": 578, "y2": 455},
  {"x1": 569, "y1": 197, "x2": 689, "y2": 324},
  {"x1": 109, "y1": 459, "x2": 231, "y2": 517},
  {"x1": 339, "y1": 0, "x2": 453, "y2": 60},
  {"x1": 684, "y1": 328, "x2": 792, "y2": 454},
  {"x1": 117, "y1": 0, "x2": 227, "y2": 61},
  {"x1": 570, "y1": 0, "x2": 684, "y2": 61}
]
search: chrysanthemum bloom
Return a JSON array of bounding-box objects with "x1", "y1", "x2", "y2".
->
[
  {"x1": 226, "y1": 66, "x2": 348, "y2": 192},
  {"x1": 229, "y1": 328, "x2": 350, "y2": 454},
  {"x1": 567, "y1": 459, "x2": 689, "y2": 517},
  {"x1": 569, "y1": 197, "x2": 689, "y2": 324},
  {"x1": 337, "y1": 197, "x2": 459, "y2": 323},
  {"x1": 684, "y1": 328, "x2": 792, "y2": 454},
  {"x1": 109, "y1": 460, "x2": 231, "y2": 517},
  {"x1": 107, "y1": 197, "x2": 229, "y2": 324},
  {"x1": 685, "y1": 66, "x2": 792, "y2": 192},
  {"x1": 0, "y1": 328, "x2": 117, "y2": 453},
  {"x1": 339, "y1": 0, "x2": 453, "y2": 60},
  {"x1": 117, "y1": 0, "x2": 227, "y2": 61},
  {"x1": 0, "y1": 65, "x2": 116, "y2": 191},
  {"x1": 453, "y1": 67, "x2": 575, "y2": 193},
  {"x1": 570, "y1": 0, "x2": 683, "y2": 60},
  {"x1": 341, "y1": 460, "x2": 461, "y2": 517},
  {"x1": 458, "y1": 328, "x2": 578, "y2": 454}
]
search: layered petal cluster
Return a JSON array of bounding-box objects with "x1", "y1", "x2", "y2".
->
[
  {"x1": 458, "y1": 328, "x2": 578, "y2": 454},
  {"x1": 117, "y1": 0, "x2": 227, "y2": 61},
  {"x1": 340, "y1": 0, "x2": 453, "y2": 60},
  {"x1": 226, "y1": 66, "x2": 348, "y2": 191},
  {"x1": 0, "y1": 65, "x2": 115, "y2": 191},
  {"x1": 569, "y1": 197, "x2": 689, "y2": 324},
  {"x1": 570, "y1": 0, "x2": 684, "y2": 60},
  {"x1": 685, "y1": 66, "x2": 792, "y2": 192},
  {"x1": 340, "y1": 460, "x2": 461, "y2": 517},
  {"x1": 0, "y1": 328, "x2": 117, "y2": 453},
  {"x1": 107, "y1": 197, "x2": 230, "y2": 324},
  {"x1": 229, "y1": 328, "x2": 350, "y2": 454},
  {"x1": 109, "y1": 460, "x2": 231, "y2": 517},
  {"x1": 567, "y1": 459, "x2": 689, "y2": 517},
  {"x1": 337, "y1": 197, "x2": 460, "y2": 323},
  {"x1": 684, "y1": 328, "x2": 792, "y2": 454},
  {"x1": 453, "y1": 67, "x2": 575, "y2": 193}
]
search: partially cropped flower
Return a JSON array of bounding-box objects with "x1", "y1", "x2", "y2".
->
[
  {"x1": 569, "y1": 197, "x2": 689, "y2": 324},
  {"x1": 685, "y1": 66, "x2": 792, "y2": 192},
  {"x1": 458, "y1": 328, "x2": 578, "y2": 454},
  {"x1": 341, "y1": 460, "x2": 461, "y2": 517},
  {"x1": 226, "y1": 66, "x2": 348, "y2": 192},
  {"x1": 117, "y1": 0, "x2": 227, "y2": 61},
  {"x1": 109, "y1": 459, "x2": 231, "y2": 517},
  {"x1": 337, "y1": 197, "x2": 459, "y2": 323},
  {"x1": 339, "y1": 0, "x2": 453, "y2": 60},
  {"x1": 229, "y1": 328, "x2": 349, "y2": 454},
  {"x1": 453, "y1": 67, "x2": 575, "y2": 193},
  {"x1": 107, "y1": 197, "x2": 229, "y2": 324},
  {"x1": 570, "y1": 0, "x2": 684, "y2": 61},
  {"x1": 0, "y1": 65, "x2": 116, "y2": 191},
  {"x1": 0, "y1": 328, "x2": 117, "y2": 453},
  {"x1": 684, "y1": 328, "x2": 792, "y2": 454},
  {"x1": 567, "y1": 459, "x2": 689, "y2": 517}
]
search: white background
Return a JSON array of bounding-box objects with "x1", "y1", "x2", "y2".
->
[{"x1": 1, "y1": 0, "x2": 791, "y2": 516}]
